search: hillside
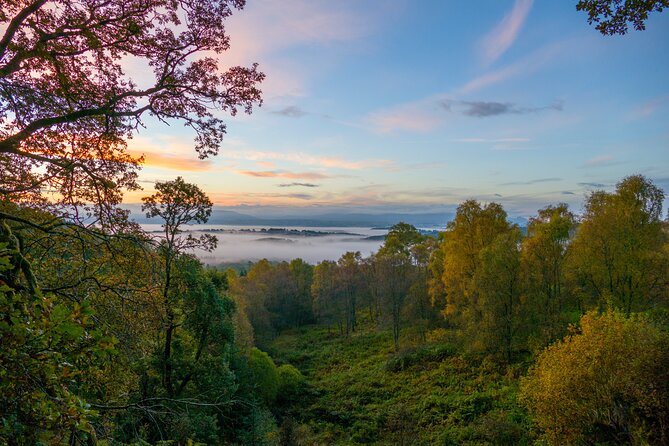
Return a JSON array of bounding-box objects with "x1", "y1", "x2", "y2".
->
[{"x1": 268, "y1": 319, "x2": 533, "y2": 445}]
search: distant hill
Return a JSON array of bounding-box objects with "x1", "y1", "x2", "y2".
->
[
  {"x1": 204, "y1": 212, "x2": 454, "y2": 228},
  {"x1": 127, "y1": 204, "x2": 454, "y2": 228},
  {"x1": 126, "y1": 204, "x2": 531, "y2": 230}
]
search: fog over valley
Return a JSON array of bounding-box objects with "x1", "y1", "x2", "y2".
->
[{"x1": 141, "y1": 224, "x2": 389, "y2": 264}]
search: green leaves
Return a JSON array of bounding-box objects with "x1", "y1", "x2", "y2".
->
[
  {"x1": 56, "y1": 321, "x2": 84, "y2": 338},
  {"x1": 49, "y1": 303, "x2": 70, "y2": 323},
  {"x1": 577, "y1": 0, "x2": 669, "y2": 35},
  {"x1": 0, "y1": 286, "x2": 107, "y2": 443}
]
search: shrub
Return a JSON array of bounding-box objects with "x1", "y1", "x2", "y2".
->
[
  {"x1": 248, "y1": 348, "x2": 280, "y2": 404},
  {"x1": 520, "y1": 310, "x2": 669, "y2": 445},
  {"x1": 277, "y1": 364, "x2": 306, "y2": 402}
]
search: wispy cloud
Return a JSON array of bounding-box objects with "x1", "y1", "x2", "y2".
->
[
  {"x1": 460, "y1": 39, "x2": 568, "y2": 94},
  {"x1": 582, "y1": 155, "x2": 615, "y2": 168},
  {"x1": 442, "y1": 99, "x2": 562, "y2": 117},
  {"x1": 207, "y1": 191, "x2": 319, "y2": 206},
  {"x1": 578, "y1": 182, "x2": 607, "y2": 188},
  {"x1": 237, "y1": 170, "x2": 330, "y2": 180},
  {"x1": 402, "y1": 161, "x2": 450, "y2": 171},
  {"x1": 127, "y1": 135, "x2": 221, "y2": 171},
  {"x1": 459, "y1": 101, "x2": 513, "y2": 117},
  {"x1": 223, "y1": 0, "x2": 383, "y2": 97},
  {"x1": 479, "y1": 0, "x2": 533, "y2": 65},
  {"x1": 366, "y1": 96, "x2": 562, "y2": 133},
  {"x1": 223, "y1": 150, "x2": 394, "y2": 170},
  {"x1": 456, "y1": 137, "x2": 530, "y2": 143},
  {"x1": 365, "y1": 38, "x2": 571, "y2": 134},
  {"x1": 489, "y1": 144, "x2": 534, "y2": 151},
  {"x1": 561, "y1": 191, "x2": 576, "y2": 195},
  {"x1": 500, "y1": 177, "x2": 561, "y2": 186},
  {"x1": 286, "y1": 193, "x2": 315, "y2": 200},
  {"x1": 228, "y1": 0, "x2": 369, "y2": 57},
  {"x1": 629, "y1": 95, "x2": 669, "y2": 119},
  {"x1": 453, "y1": 137, "x2": 534, "y2": 151},
  {"x1": 271, "y1": 106, "x2": 308, "y2": 117},
  {"x1": 367, "y1": 106, "x2": 442, "y2": 134},
  {"x1": 278, "y1": 182, "x2": 320, "y2": 188}
]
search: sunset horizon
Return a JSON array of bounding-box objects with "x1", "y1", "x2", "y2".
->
[{"x1": 122, "y1": 0, "x2": 668, "y2": 215}]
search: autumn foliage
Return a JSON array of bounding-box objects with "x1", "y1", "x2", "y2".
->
[{"x1": 521, "y1": 311, "x2": 669, "y2": 445}]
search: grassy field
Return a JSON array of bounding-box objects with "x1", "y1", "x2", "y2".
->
[{"x1": 268, "y1": 319, "x2": 535, "y2": 445}]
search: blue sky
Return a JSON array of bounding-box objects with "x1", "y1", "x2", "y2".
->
[{"x1": 125, "y1": 0, "x2": 669, "y2": 216}]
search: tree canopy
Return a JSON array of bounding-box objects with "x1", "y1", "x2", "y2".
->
[
  {"x1": 0, "y1": 0, "x2": 263, "y2": 223},
  {"x1": 577, "y1": 0, "x2": 669, "y2": 34},
  {"x1": 521, "y1": 310, "x2": 669, "y2": 445}
]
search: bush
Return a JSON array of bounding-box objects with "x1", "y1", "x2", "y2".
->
[
  {"x1": 520, "y1": 310, "x2": 669, "y2": 445},
  {"x1": 473, "y1": 409, "x2": 527, "y2": 445},
  {"x1": 248, "y1": 348, "x2": 280, "y2": 404},
  {"x1": 277, "y1": 364, "x2": 306, "y2": 402},
  {"x1": 384, "y1": 344, "x2": 456, "y2": 372}
]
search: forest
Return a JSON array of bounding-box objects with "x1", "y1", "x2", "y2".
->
[
  {"x1": 1, "y1": 174, "x2": 668, "y2": 445},
  {"x1": 1, "y1": 0, "x2": 668, "y2": 444}
]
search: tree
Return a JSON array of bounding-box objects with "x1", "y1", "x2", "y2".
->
[
  {"x1": 521, "y1": 204, "x2": 577, "y2": 347},
  {"x1": 288, "y1": 258, "x2": 315, "y2": 327},
  {"x1": 427, "y1": 232, "x2": 448, "y2": 311},
  {"x1": 246, "y1": 348, "x2": 280, "y2": 405},
  {"x1": 403, "y1": 236, "x2": 439, "y2": 343},
  {"x1": 311, "y1": 260, "x2": 343, "y2": 333},
  {"x1": 475, "y1": 227, "x2": 525, "y2": 362},
  {"x1": 521, "y1": 311, "x2": 669, "y2": 445},
  {"x1": 227, "y1": 269, "x2": 256, "y2": 349},
  {"x1": 276, "y1": 364, "x2": 306, "y2": 404},
  {"x1": 337, "y1": 251, "x2": 364, "y2": 335},
  {"x1": 438, "y1": 200, "x2": 512, "y2": 326},
  {"x1": 577, "y1": 0, "x2": 669, "y2": 35},
  {"x1": 135, "y1": 256, "x2": 238, "y2": 443},
  {"x1": 373, "y1": 223, "x2": 425, "y2": 351},
  {"x1": 0, "y1": 233, "x2": 115, "y2": 444},
  {"x1": 567, "y1": 175, "x2": 667, "y2": 315},
  {"x1": 141, "y1": 177, "x2": 216, "y2": 397},
  {"x1": 231, "y1": 259, "x2": 276, "y2": 345},
  {"x1": 310, "y1": 255, "x2": 364, "y2": 337},
  {"x1": 0, "y1": 0, "x2": 263, "y2": 223}
]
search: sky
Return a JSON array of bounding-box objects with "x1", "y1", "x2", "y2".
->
[{"x1": 123, "y1": 0, "x2": 669, "y2": 217}]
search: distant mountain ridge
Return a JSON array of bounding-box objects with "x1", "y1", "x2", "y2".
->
[
  {"x1": 204, "y1": 209, "x2": 452, "y2": 228},
  {"x1": 125, "y1": 205, "x2": 528, "y2": 229}
]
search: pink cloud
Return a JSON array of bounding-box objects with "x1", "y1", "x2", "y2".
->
[
  {"x1": 480, "y1": 0, "x2": 533, "y2": 65},
  {"x1": 127, "y1": 135, "x2": 213, "y2": 171},
  {"x1": 222, "y1": 0, "x2": 378, "y2": 97},
  {"x1": 223, "y1": 150, "x2": 393, "y2": 170},
  {"x1": 237, "y1": 170, "x2": 331, "y2": 180},
  {"x1": 128, "y1": 149, "x2": 213, "y2": 171},
  {"x1": 367, "y1": 107, "x2": 441, "y2": 134},
  {"x1": 460, "y1": 39, "x2": 566, "y2": 94}
]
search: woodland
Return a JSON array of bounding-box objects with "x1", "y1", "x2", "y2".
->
[{"x1": 0, "y1": 0, "x2": 668, "y2": 445}]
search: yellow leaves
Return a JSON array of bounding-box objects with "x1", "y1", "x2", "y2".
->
[
  {"x1": 442, "y1": 303, "x2": 458, "y2": 317},
  {"x1": 520, "y1": 310, "x2": 669, "y2": 445},
  {"x1": 567, "y1": 175, "x2": 668, "y2": 313}
]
